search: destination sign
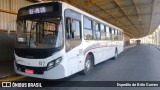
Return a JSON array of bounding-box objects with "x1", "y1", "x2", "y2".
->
[
  {"x1": 18, "y1": 2, "x2": 61, "y2": 17},
  {"x1": 29, "y1": 7, "x2": 46, "y2": 14}
]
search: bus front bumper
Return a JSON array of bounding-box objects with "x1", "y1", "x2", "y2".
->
[{"x1": 14, "y1": 61, "x2": 65, "y2": 79}]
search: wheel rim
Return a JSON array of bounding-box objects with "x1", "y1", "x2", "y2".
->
[{"x1": 85, "y1": 59, "x2": 91, "y2": 72}]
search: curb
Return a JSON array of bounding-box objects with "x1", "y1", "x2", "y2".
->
[{"x1": 124, "y1": 45, "x2": 136, "y2": 50}]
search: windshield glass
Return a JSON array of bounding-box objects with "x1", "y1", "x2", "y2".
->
[{"x1": 16, "y1": 18, "x2": 63, "y2": 49}]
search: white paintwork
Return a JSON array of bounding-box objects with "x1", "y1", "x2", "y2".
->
[{"x1": 14, "y1": 1, "x2": 124, "y2": 79}]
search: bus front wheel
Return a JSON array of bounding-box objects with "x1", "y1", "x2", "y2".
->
[{"x1": 81, "y1": 55, "x2": 93, "y2": 75}]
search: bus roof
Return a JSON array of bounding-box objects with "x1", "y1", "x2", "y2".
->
[{"x1": 19, "y1": 1, "x2": 123, "y2": 32}]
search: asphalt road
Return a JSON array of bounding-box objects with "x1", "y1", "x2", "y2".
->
[{"x1": 2, "y1": 44, "x2": 160, "y2": 90}]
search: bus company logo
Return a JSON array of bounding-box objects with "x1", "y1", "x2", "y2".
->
[
  {"x1": 2, "y1": 82, "x2": 11, "y2": 87},
  {"x1": 1, "y1": 82, "x2": 42, "y2": 87}
]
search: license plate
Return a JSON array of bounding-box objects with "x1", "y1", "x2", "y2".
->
[{"x1": 25, "y1": 69, "x2": 34, "y2": 74}]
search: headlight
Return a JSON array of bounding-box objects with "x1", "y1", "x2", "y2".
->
[
  {"x1": 47, "y1": 57, "x2": 62, "y2": 70},
  {"x1": 18, "y1": 38, "x2": 25, "y2": 42}
]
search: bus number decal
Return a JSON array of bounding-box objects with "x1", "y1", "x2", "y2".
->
[{"x1": 39, "y1": 61, "x2": 45, "y2": 66}]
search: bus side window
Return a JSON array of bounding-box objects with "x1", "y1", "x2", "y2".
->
[
  {"x1": 109, "y1": 27, "x2": 112, "y2": 40},
  {"x1": 65, "y1": 17, "x2": 81, "y2": 52},
  {"x1": 106, "y1": 26, "x2": 110, "y2": 40},
  {"x1": 71, "y1": 20, "x2": 81, "y2": 39},
  {"x1": 112, "y1": 29, "x2": 115, "y2": 40},
  {"x1": 66, "y1": 18, "x2": 72, "y2": 39},
  {"x1": 66, "y1": 18, "x2": 81, "y2": 40}
]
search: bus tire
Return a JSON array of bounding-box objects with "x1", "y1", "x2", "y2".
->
[
  {"x1": 81, "y1": 55, "x2": 93, "y2": 75},
  {"x1": 113, "y1": 48, "x2": 118, "y2": 60}
]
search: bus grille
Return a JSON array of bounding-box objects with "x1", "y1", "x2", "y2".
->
[{"x1": 16, "y1": 63, "x2": 47, "y2": 75}]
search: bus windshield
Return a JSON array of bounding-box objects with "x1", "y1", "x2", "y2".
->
[{"x1": 16, "y1": 18, "x2": 63, "y2": 49}]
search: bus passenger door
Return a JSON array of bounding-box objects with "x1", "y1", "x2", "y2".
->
[{"x1": 65, "y1": 17, "x2": 82, "y2": 75}]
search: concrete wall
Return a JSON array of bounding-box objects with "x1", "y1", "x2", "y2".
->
[
  {"x1": 0, "y1": 0, "x2": 31, "y2": 31},
  {"x1": 140, "y1": 26, "x2": 160, "y2": 46},
  {"x1": 124, "y1": 33, "x2": 131, "y2": 46},
  {"x1": 0, "y1": 0, "x2": 32, "y2": 61},
  {"x1": 0, "y1": 32, "x2": 15, "y2": 61}
]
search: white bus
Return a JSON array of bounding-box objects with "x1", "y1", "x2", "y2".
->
[{"x1": 14, "y1": 1, "x2": 124, "y2": 79}]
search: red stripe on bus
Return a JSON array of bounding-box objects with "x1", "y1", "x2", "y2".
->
[
  {"x1": 84, "y1": 45, "x2": 121, "y2": 55},
  {"x1": 84, "y1": 45, "x2": 109, "y2": 55}
]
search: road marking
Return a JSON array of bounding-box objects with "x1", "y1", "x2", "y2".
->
[
  {"x1": 0, "y1": 74, "x2": 26, "y2": 82},
  {"x1": 0, "y1": 73, "x2": 15, "y2": 79},
  {"x1": 152, "y1": 45, "x2": 160, "y2": 51}
]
